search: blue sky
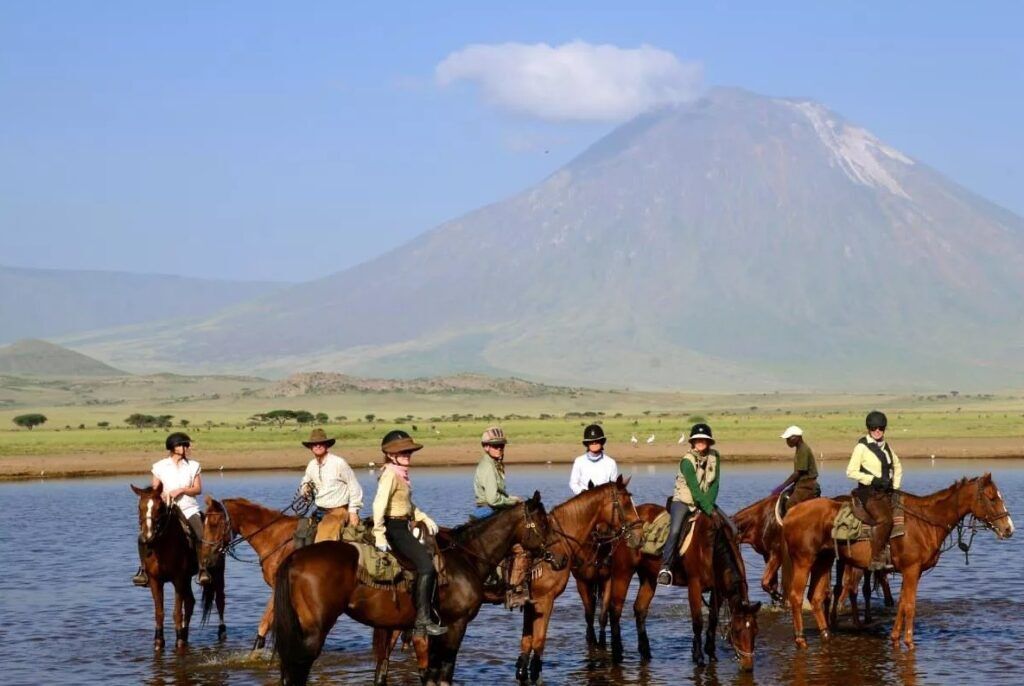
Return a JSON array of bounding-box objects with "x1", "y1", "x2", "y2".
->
[{"x1": 2, "y1": 2, "x2": 1021, "y2": 281}]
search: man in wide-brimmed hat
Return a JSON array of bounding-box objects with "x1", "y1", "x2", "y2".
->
[
  {"x1": 569, "y1": 424, "x2": 619, "y2": 495},
  {"x1": 299, "y1": 427, "x2": 364, "y2": 543}
]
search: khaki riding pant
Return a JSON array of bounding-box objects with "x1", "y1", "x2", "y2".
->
[
  {"x1": 788, "y1": 478, "x2": 821, "y2": 508},
  {"x1": 315, "y1": 506, "x2": 349, "y2": 543}
]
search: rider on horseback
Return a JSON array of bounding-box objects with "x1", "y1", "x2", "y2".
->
[
  {"x1": 658, "y1": 423, "x2": 720, "y2": 586},
  {"x1": 132, "y1": 432, "x2": 211, "y2": 586},
  {"x1": 569, "y1": 424, "x2": 618, "y2": 495},
  {"x1": 846, "y1": 411, "x2": 903, "y2": 571},
  {"x1": 372, "y1": 430, "x2": 446, "y2": 637},
  {"x1": 472, "y1": 426, "x2": 531, "y2": 608},
  {"x1": 299, "y1": 427, "x2": 364, "y2": 543},
  {"x1": 772, "y1": 425, "x2": 821, "y2": 509}
]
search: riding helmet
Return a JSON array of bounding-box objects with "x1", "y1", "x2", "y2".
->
[
  {"x1": 865, "y1": 411, "x2": 888, "y2": 431},
  {"x1": 582, "y1": 424, "x2": 607, "y2": 445},
  {"x1": 165, "y1": 432, "x2": 192, "y2": 451},
  {"x1": 688, "y1": 423, "x2": 714, "y2": 445}
]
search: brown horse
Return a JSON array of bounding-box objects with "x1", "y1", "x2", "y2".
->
[
  {"x1": 273, "y1": 493, "x2": 551, "y2": 686},
  {"x1": 132, "y1": 484, "x2": 223, "y2": 650},
  {"x1": 200, "y1": 496, "x2": 300, "y2": 650},
  {"x1": 783, "y1": 474, "x2": 1014, "y2": 649},
  {"x1": 733, "y1": 493, "x2": 894, "y2": 621},
  {"x1": 569, "y1": 526, "x2": 615, "y2": 649},
  {"x1": 515, "y1": 476, "x2": 643, "y2": 684},
  {"x1": 604, "y1": 504, "x2": 761, "y2": 671}
]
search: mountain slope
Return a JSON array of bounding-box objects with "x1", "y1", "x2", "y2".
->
[
  {"x1": 0, "y1": 339, "x2": 125, "y2": 377},
  {"x1": 67, "y1": 88, "x2": 1024, "y2": 390},
  {"x1": 0, "y1": 265, "x2": 284, "y2": 343}
]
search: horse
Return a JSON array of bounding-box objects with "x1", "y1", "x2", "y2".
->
[
  {"x1": 604, "y1": 503, "x2": 761, "y2": 671},
  {"x1": 733, "y1": 492, "x2": 895, "y2": 620},
  {"x1": 200, "y1": 496, "x2": 301, "y2": 650},
  {"x1": 515, "y1": 476, "x2": 643, "y2": 684},
  {"x1": 569, "y1": 524, "x2": 615, "y2": 649},
  {"x1": 783, "y1": 474, "x2": 1014, "y2": 649},
  {"x1": 131, "y1": 483, "x2": 224, "y2": 650},
  {"x1": 273, "y1": 493, "x2": 551, "y2": 686}
]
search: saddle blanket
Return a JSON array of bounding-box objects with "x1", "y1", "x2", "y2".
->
[
  {"x1": 640, "y1": 510, "x2": 699, "y2": 557},
  {"x1": 832, "y1": 496, "x2": 905, "y2": 542}
]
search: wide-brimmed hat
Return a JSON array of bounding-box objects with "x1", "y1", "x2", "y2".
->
[
  {"x1": 381, "y1": 429, "x2": 423, "y2": 455},
  {"x1": 481, "y1": 426, "x2": 508, "y2": 446},
  {"x1": 302, "y1": 428, "x2": 336, "y2": 448},
  {"x1": 688, "y1": 423, "x2": 715, "y2": 445},
  {"x1": 780, "y1": 425, "x2": 803, "y2": 439},
  {"x1": 582, "y1": 424, "x2": 607, "y2": 445}
]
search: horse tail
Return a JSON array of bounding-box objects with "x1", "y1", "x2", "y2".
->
[
  {"x1": 201, "y1": 576, "x2": 216, "y2": 625},
  {"x1": 273, "y1": 556, "x2": 315, "y2": 686}
]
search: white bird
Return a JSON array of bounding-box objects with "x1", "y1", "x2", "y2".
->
[
  {"x1": 219, "y1": 465, "x2": 224, "y2": 471},
  {"x1": 434, "y1": 429, "x2": 441, "y2": 435},
  {"x1": 646, "y1": 434, "x2": 656, "y2": 445},
  {"x1": 678, "y1": 433, "x2": 687, "y2": 444},
  {"x1": 630, "y1": 433, "x2": 639, "y2": 447}
]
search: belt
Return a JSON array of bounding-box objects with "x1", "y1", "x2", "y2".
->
[
  {"x1": 384, "y1": 515, "x2": 412, "y2": 521},
  {"x1": 318, "y1": 506, "x2": 349, "y2": 513}
]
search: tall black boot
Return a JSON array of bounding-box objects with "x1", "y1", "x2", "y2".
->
[
  {"x1": 413, "y1": 574, "x2": 446, "y2": 637},
  {"x1": 133, "y1": 539, "x2": 150, "y2": 586},
  {"x1": 658, "y1": 505, "x2": 690, "y2": 585}
]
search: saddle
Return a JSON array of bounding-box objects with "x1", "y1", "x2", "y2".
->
[
  {"x1": 172, "y1": 506, "x2": 198, "y2": 555},
  {"x1": 640, "y1": 510, "x2": 701, "y2": 557},
  {"x1": 293, "y1": 516, "x2": 318, "y2": 549},
  {"x1": 344, "y1": 519, "x2": 448, "y2": 589},
  {"x1": 831, "y1": 494, "x2": 905, "y2": 543}
]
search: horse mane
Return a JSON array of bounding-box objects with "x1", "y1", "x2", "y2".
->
[
  {"x1": 899, "y1": 476, "x2": 976, "y2": 503},
  {"x1": 550, "y1": 482, "x2": 617, "y2": 525},
  {"x1": 712, "y1": 517, "x2": 750, "y2": 603},
  {"x1": 447, "y1": 501, "x2": 527, "y2": 543},
  {"x1": 223, "y1": 497, "x2": 298, "y2": 527}
]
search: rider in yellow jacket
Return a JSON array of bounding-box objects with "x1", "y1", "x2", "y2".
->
[{"x1": 845, "y1": 411, "x2": 902, "y2": 570}]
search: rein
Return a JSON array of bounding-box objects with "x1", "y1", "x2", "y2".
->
[
  {"x1": 209, "y1": 491, "x2": 314, "y2": 566},
  {"x1": 897, "y1": 480, "x2": 1009, "y2": 565},
  {"x1": 441, "y1": 503, "x2": 548, "y2": 570}
]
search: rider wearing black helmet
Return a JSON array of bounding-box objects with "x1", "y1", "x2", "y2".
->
[
  {"x1": 846, "y1": 411, "x2": 903, "y2": 570},
  {"x1": 569, "y1": 424, "x2": 618, "y2": 495},
  {"x1": 132, "y1": 432, "x2": 211, "y2": 586},
  {"x1": 658, "y1": 423, "x2": 721, "y2": 585}
]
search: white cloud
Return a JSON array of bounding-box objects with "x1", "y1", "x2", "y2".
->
[{"x1": 436, "y1": 40, "x2": 703, "y2": 122}]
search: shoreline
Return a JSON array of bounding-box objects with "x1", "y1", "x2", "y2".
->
[{"x1": 2, "y1": 437, "x2": 1020, "y2": 481}]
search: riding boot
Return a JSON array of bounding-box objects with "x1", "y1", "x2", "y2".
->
[
  {"x1": 864, "y1": 491, "x2": 894, "y2": 571},
  {"x1": 188, "y1": 513, "x2": 212, "y2": 585},
  {"x1": 506, "y1": 544, "x2": 531, "y2": 609},
  {"x1": 133, "y1": 539, "x2": 150, "y2": 586},
  {"x1": 658, "y1": 502, "x2": 691, "y2": 585},
  {"x1": 413, "y1": 574, "x2": 446, "y2": 637}
]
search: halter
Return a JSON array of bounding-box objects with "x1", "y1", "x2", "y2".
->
[
  {"x1": 550, "y1": 485, "x2": 643, "y2": 568},
  {"x1": 441, "y1": 500, "x2": 551, "y2": 569},
  {"x1": 212, "y1": 490, "x2": 315, "y2": 565}
]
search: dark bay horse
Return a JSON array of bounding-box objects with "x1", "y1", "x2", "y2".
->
[
  {"x1": 604, "y1": 504, "x2": 761, "y2": 671},
  {"x1": 830, "y1": 564, "x2": 894, "y2": 629},
  {"x1": 273, "y1": 493, "x2": 550, "y2": 686},
  {"x1": 132, "y1": 484, "x2": 224, "y2": 650},
  {"x1": 201, "y1": 497, "x2": 300, "y2": 650},
  {"x1": 516, "y1": 476, "x2": 643, "y2": 684},
  {"x1": 783, "y1": 474, "x2": 1014, "y2": 649},
  {"x1": 569, "y1": 525, "x2": 615, "y2": 648}
]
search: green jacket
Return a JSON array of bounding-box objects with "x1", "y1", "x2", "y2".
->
[
  {"x1": 673, "y1": 448, "x2": 720, "y2": 515},
  {"x1": 474, "y1": 454, "x2": 518, "y2": 508}
]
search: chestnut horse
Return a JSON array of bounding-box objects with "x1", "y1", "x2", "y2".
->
[
  {"x1": 273, "y1": 493, "x2": 551, "y2": 686},
  {"x1": 516, "y1": 476, "x2": 643, "y2": 684},
  {"x1": 131, "y1": 484, "x2": 224, "y2": 650},
  {"x1": 604, "y1": 504, "x2": 761, "y2": 671},
  {"x1": 200, "y1": 497, "x2": 300, "y2": 650},
  {"x1": 733, "y1": 493, "x2": 894, "y2": 621},
  {"x1": 783, "y1": 474, "x2": 1014, "y2": 649}
]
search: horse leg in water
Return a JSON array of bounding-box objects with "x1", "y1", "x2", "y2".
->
[
  {"x1": 597, "y1": 577, "x2": 612, "y2": 652},
  {"x1": 633, "y1": 567, "x2": 657, "y2": 663},
  {"x1": 806, "y1": 554, "x2": 833, "y2": 642},
  {"x1": 860, "y1": 566, "x2": 873, "y2": 624},
  {"x1": 880, "y1": 571, "x2": 895, "y2": 607},
  {"x1": 575, "y1": 576, "x2": 599, "y2": 647},
  {"x1": 253, "y1": 594, "x2": 274, "y2": 650},
  {"x1": 704, "y1": 588, "x2": 720, "y2": 662},
  {"x1": 517, "y1": 594, "x2": 553, "y2": 684},
  {"x1": 687, "y1": 575, "x2": 705, "y2": 666},
  {"x1": 149, "y1": 578, "x2": 166, "y2": 651},
  {"x1": 372, "y1": 628, "x2": 403, "y2": 686},
  {"x1": 173, "y1": 576, "x2": 195, "y2": 649},
  {"x1": 431, "y1": 617, "x2": 469, "y2": 686},
  {"x1": 787, "y1": 553, "x2": 813, "y2": 649},
  {"x1": 891, "y1": 563, "x2": 923, "y2": 649},
  {"x1": 605, "y1": 561, "x2": 632, "y2": 664},
  {"x1": 214, "y1": 562, "x2": 228, "y2": 640}
]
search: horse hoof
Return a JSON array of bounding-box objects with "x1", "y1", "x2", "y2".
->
[
  {"x1": 218, "y1": 624, "x2": 227, "y2": 641},
  {"x1": 794, "y1": 637, "x2": 808, "y2": 649},
  {"x1": 154, "y1": 641, "x2": 164, "y2": 652},
  {"x1": 820, "y1": 630, "x2": 831, "y2": 642}
]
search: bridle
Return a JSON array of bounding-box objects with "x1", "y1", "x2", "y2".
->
[
  {"x1": 206, "y1": 490, "x2": 315, "y2": 566},
  {"x1": 550, "y1": 486, "x2": 644, "y2": 568},
  {"x1": 139, "y1": 493, "x2": 173, "y2": 543},
  {"x1": 441, "y1": 501, "x2": 553, "y2": 568}
]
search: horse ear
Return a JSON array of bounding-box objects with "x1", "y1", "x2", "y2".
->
[
  {"x1": 531, "y1": 490, "x2": 541, "y2": 503},
  {"x1": 153, "y1": 481, "x2": 163, "y2": 495},
  {"x1": 205, "y1": 494, "x2": 213, "y2": 508},
  {"x1": 131, "y1": 484, "x2": 144, "y2": 496},
  {"x1": 616, "y1": 474, "x2": 624, "y2": 485},
  {"x1": 587, "y1": 480, "x2": 595, "y2": 490},
  {"x1": 621, "y1": 475, "x2": 631, "y2": 487}
]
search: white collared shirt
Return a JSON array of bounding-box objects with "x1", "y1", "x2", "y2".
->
[
  {"x1": 569, "y1": 452, "x2": 619, "y2": 495},
  {"x1": 301, "y1": 452, "x2": 365, "y2": 511},
  {"x1": 152, "y1": 456, "x2": 202, "y2": 519}
]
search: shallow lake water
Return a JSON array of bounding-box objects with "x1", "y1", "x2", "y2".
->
[{"x1": 0, "y1": 457, "x2": 1020, "y2": 685}]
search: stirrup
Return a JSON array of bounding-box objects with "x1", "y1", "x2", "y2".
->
[
  {"x1": 414, "y1": 620, "x2": 447, "y2": 637},
  {"x1": 132, "y1": 568, "x2": 149, "y2": 587},
  {"x1": 657, "y1": 568, "x2": 674, "y2": 586}
]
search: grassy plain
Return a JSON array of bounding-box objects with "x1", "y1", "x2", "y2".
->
[{"x1": 2, "y1": 372, "x2": 1022, "y2": 478}]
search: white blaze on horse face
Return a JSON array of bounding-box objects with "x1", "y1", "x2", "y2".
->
[{"x1": 144, "y1": 498, "x2": 154, "y2": 540}]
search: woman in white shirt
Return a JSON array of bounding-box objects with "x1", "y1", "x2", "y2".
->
[{"x1": 132, "y1": 432, "x2": 210, "y2": 586}]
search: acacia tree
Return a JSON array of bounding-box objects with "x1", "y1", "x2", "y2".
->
[{"x1": 13, "y1": 413, "x2": 47, "y2": 430}]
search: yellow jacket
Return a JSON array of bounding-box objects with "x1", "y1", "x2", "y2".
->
[
  {"x1": 372, "y1": 469, "x2": 435, "y2": 548},
  {"x1": 846, "y1": 436, "x2": 902, "y2": 489}
]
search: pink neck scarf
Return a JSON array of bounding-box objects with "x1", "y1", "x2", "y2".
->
[{"x1": 384, "y1": 461, "x2": 410, "y2": 485}]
